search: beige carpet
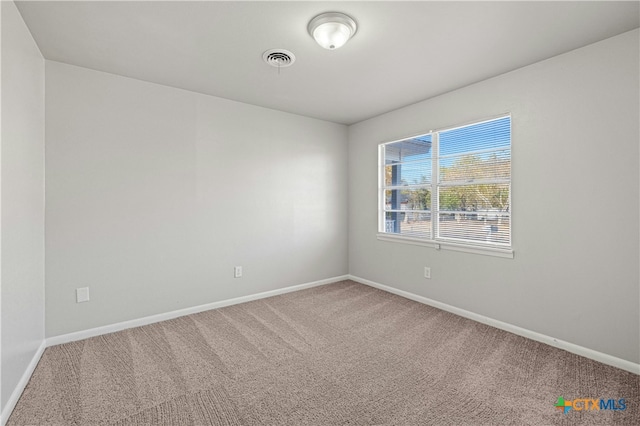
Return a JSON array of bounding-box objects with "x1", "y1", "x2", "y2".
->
[{"x1": 8, "y1": 280, "x2": 639, "y2": 425}]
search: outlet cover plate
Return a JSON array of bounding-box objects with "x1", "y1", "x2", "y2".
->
[
  {"x1": 234, "y1": 266, "x2": 243, "y2": 278},
  {"x1": 76, "y1": 287, "x2": 90, "y2": 303}
]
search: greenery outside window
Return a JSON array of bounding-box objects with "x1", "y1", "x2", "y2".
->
[{"x1": 378, "y1": 115, "x2": 512, "y2": 256}]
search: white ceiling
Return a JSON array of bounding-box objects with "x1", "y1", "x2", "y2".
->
[{"x1": 16, "y1": 1, "x2": 640, "y2": 125}]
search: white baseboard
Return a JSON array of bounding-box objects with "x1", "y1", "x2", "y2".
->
[
  {"x1": 46, "y1": 275, "x2": 349, "y2": 347},
  {"x1": 1, "y1": 340, "x2": 46, "y2": 426},
  {"x1": 348, "y1": 275, "x2": 640, "y2": 375}
]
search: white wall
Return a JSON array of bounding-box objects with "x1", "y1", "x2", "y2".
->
[
  {"x1": 44, "y1": 61, "x2": 348, "y2": 337},
  {"x1": 348, "y1": 30, "x2": 640, "y2": 364},
  {"x1": 1, "y1": 0, "x2": 46, "y2": 413}
]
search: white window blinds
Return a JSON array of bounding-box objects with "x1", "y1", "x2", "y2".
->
[{"x1": 380, "y1": 115, "x2": 511, "y2": 249}]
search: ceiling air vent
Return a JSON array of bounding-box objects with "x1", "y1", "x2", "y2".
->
[{"x1": 263, "y1": 49, "x2": 296, "y2": 68}]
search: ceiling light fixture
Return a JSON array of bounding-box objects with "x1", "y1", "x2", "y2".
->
[{"x1": 307, "y1": 12, "x2": 357, "y2": 50}]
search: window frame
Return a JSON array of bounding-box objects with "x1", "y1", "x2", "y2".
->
[{"x1": 377, "y1": 114, "x2": 514, "y2": 259}]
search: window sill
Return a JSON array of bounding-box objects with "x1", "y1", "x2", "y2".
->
[{"x1": 376, "y1": 233, "x2": 514, "y2": 259}]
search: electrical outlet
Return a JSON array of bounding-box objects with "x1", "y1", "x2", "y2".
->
[
  {"x1": 424, "y1": 267, "x2": 431, "y2": 279},
  {"x1": 76, "y1": 287, "x2": 90, "y2": 303},
  {"x1": 234, "y1": 266, "x2": 243, "y2": 278}
]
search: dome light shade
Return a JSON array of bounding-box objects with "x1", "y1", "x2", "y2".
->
[{"x1": 308, "y1": 12, "x2": 357, "y2": 50}]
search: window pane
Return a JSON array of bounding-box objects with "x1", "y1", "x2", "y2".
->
[
  {"x1": 439, "y1": 149, "x2": 510, "y2": 184},
  {"x1": 385, "y1": 188, "x2": 432, "y2": 211},
  {"x1": 438, "y1": 214, "x2": 510, "y2": 245},
  {"x1": 439, "y1": 116, "x2": 510, "y2": 156},
  {"x1": 385, "y1": 211, "x2": 432, "y2": 239},
  {"x1": 385, "y1": 162, "x2": 432, "y2": 186},
  {"x1": 438, "y1": 184, "x2": 510, "y2": 212},
  {"x1": 384, "y1": 135, "x2": 432, "y2": 164}
]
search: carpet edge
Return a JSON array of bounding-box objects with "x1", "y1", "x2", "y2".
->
[
  {"x1": 45, "y1": 275, "x2": 349, "y2": 348},
  {"x1": 349, "y1": 274, "x2": 640, "y2": 375},
  {"x1": 1, "y1": 340, "x2": 46, "y2": 426}
]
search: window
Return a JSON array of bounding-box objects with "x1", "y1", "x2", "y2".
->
[{"x1": 378, "y1": 115, "x2": 512, "y2": 256}]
